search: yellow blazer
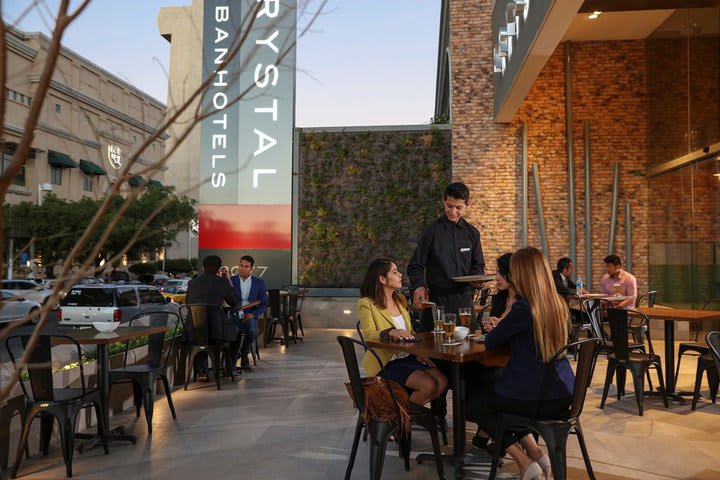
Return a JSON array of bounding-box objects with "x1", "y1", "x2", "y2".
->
[{"x1": 358, "y1": 297, "x2": 412, "y2": 376}]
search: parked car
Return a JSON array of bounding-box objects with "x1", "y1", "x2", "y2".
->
[
  {"x1": 108, "y1": 270, "x2": 130, "y2": 282},
  {"x1": 159, "y1": 279, "x2": 189, "y2": 292},
  {"x1": 0, "y1": 279, "x2": 58, "y2": 308},
  {"x1": 0, "y1": 290, "x2": 41, "y2": 325},
  {"x1": 160, "y1": 285, "x2": 187, "y2": 305},
  {"x1": 137, "y1": 273, "x2": 170, "y2": 286},
  {"x1": 58, "y1": 284, "x2": 179, "y2": 325}
]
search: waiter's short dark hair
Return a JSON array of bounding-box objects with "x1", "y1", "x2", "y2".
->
[
  {"x1": 443, "y1": 182, "x2": 470, "y2": 203},
  {"x1": 240, "y1": 255, "x2": 255, "y2": 266},
  {"x1": 557, "y1": 257, "x2": 572, "y2": 272},
  {"x1": 604, "y1": 254, "x2": 622, "y2": 266},
  {"x1": 202, "y1": 255, "x2": 222, "y2": 273}
]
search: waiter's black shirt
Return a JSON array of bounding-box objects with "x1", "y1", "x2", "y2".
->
[{"x1": 408, "y1": 214, "x2": 485, "y2": 293}]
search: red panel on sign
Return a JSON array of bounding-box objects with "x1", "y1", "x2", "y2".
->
[{"x1": 198, "y1": 205, "x2": 291, "y2": 250}]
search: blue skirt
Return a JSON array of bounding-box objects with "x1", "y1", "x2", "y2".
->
[{"x1": 379, "y1": 355, "x2": 431, "y2": 386}]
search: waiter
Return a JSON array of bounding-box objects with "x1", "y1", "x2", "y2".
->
[{"x1": 408, "y1": 182, "x2": 485, "y2": 331}]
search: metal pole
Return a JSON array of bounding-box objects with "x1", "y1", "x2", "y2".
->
[
  {"x1": 564, "y1": 41, "x2": 577, "y2": 267},
  {"x1": 608, "y1": 162, "x2": 620, "y2": 254},
  {"x1": 625, "y1": 202, "x2": 632, "y2": 272},
  {"x1": 7, "y1": 238, "x2": 13, "y2": 279},
  {"x1": 532, "y1": 163, "x2": 549, "y2": 256},
  {"x1": 584, "y1": 120, "x2": 592, "y2": 290},
  {"x1": 521, "y1": 122, "x2": 528, "y2": 247},
  {"x1": 162, "y1": 246, "x2": 167, "y2": 273}
]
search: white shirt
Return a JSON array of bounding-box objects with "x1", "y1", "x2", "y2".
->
[
  {"x1": 237, "y1": 276, "x2": 252, "y2": 319},
  {"x1": 389, "y1": 313, "x2": 409, "y2": 360}
]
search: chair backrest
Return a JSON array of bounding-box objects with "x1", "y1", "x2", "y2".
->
[
  {"x1": 581, "y1": 298, "x2": 611, "y2": 340},
  {"x1": 178, "y1": 304, "x2": 226, "y2": 345},
  {"x1": 267, "y1": 289, "x2": 284, "y2": 318},
  {"x1": 604, "y1": 307, "x2": 631, "y2": 359},
  {"x1": 127, "y1": 311, "x2": 182, "y2": 368},
  {"x1": 336, "y1": 336, "x2": 403, "y2": 420},
  {"x1": 707, "y1": 331, "x2": 720, "y2": 375},
  {"x1": 647, "y1": 291, "x2": 657, "y2": 307},
  {"x1": 567, "y1": 338, "x2": 601, "y2": 418},
  {"x1": 5, "y1": 334, "x2": 87, "y2": 402},
  {"x1": 476, "y1": 288, "x2": 491, "y2": 306}
]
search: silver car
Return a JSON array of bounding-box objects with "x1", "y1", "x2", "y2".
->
[
  {"x1": 0, "y1": 290, "x2": 41, "y2": 324},
  {"x1": 0, "y1": 279, "x2": 57, "y2": 308}
]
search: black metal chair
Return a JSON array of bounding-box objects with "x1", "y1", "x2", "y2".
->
[
  {"x1": 6, "y1": 334, "x2": 109, "y2": 478},
  {"x1": 675, "y1": 298, "x2": 719, "y2": 383},
  {"x1": 337, "y1": 336, "x2": 444, "y2": 480},
  {"x1": 285, "y1": 289, "x2": 304, "y2": 343},
  {"x1": 265, "y1": 289, "x2": 292, "y2": 347},
  {"x1": 108, "y1": 311, "x2": 181, "y2": 433},
  {"x1": 487, "y1": 338, "x2": 601, "y2": 480},
  {"x1": 600, "y1": 308, "x2": 669, "y2": 416},
  {"x1": 283, "y1": 284, "x2": 307, "y2": 337},
  {"x1": 179, "y1": 304, "x2": 237, "y2": 390},
  {"x1": 691, "y1": 331, "x2": 720, "y2": 410},
  {"x1": 629, "y1": 291, "x2": 656, "y2": 345}
]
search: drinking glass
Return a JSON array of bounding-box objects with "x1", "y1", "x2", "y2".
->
[
  {"x1": 443, "y1": 318, "x2": 456, "y2": 343},
  {"x1": 613, "y1": 283, "x2": 621, "y2": 296},
  {"x1": 458, "y1": 307, "x2": 472, "y2": 327},
  {"x1": 433, "y1": 306, "x2": 445, "y2": 334}
]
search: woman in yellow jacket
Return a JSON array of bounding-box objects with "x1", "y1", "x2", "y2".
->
[{"x1": 359, "y1": 258, "x2": 447, "y2": 406}]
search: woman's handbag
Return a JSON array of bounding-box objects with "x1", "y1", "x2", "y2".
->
[{"x1": 345, "y1": 376, "x2": 412, "y2": 435}]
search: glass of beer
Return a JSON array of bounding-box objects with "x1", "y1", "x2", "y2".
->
[
  {"x1": 613, "y1": 282, "x2": 621, "y2": 296},
  {"x1": 433, "y1": 306, "x2": 445, "y2": 334},
  {"x1": 443, "y1": 314, "x2": 456, "y2": 343},
  {"x1": 458, "y1": 307, "x2": 472, "y2": 327}
]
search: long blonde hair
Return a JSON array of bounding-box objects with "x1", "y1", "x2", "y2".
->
[{"x1": 510, "y1": 247, "x2": 570, "y2": 362}]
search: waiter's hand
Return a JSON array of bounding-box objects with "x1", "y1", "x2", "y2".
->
[{"x1": 413, "y1": 286, "x2": 429, "y2": 307}]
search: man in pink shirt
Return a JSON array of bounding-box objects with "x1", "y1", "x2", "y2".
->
[{"x1": 599, "y1": 254, "x2": 637, "y2": 308}]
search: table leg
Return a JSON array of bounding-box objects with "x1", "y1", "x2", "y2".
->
[
  {"x1": 78, "y1": 344, "x2": 136, "y2": 452},
  {"x1": 662, "y1": 319, "x2": 685, "y2": 403},
  {"x1": 451, "y1": 362, "x2": 466, "y2": 479}
]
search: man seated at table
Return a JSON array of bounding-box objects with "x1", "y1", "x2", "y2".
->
[
  {"x1": 230, "y1": 255, "x2": 267, "y2": 371},
  {"x1": 186, "y1": 255, "x2": 243, "y2": 379},
  {"x1": 599, "y1": 254, "x2": 637, "y2": 308},
  {"x1": 552, "y1": 257, "x2": 574, "y2": 299}
]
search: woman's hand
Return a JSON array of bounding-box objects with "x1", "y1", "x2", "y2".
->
[
  {"x1": 416, "y1": 356, "x2": 436, "y2": 368},
  {"x1": 388, "y1": 328, "x2": 414, "y2": 340},
  {"x1": 481, "y1": 316, "x2": 500, "y2": 333}
]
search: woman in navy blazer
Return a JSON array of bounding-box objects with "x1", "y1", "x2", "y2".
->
[{"x1": 467, "y1": 247, "x2": 574, "y2": 480}]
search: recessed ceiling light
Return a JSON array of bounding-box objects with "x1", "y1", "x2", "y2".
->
[{"x1": 588, "y1": 11, "x2": 602, "y2": 19}]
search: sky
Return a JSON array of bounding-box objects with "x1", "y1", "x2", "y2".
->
[{"x1": 4, "y1": 0, "x2": 441, "y2": 127}]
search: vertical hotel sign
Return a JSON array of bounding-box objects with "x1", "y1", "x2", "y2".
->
[{"x1": 199, "y1": 0, "x2": 295, "y2": 287}]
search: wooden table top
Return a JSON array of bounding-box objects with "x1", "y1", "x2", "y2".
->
[
  {"x1": 634, "y1": 307, "x2": 720, "y2": 322},
  {"x1": 580, "y1": 294, "x2": 635, "y2": 302},
  {"x1": 51, "y1": 326, "x2": 167, "y2": 345},
  {"x1": 365, "y1": 332, "x2": 508, "y2": 367}
]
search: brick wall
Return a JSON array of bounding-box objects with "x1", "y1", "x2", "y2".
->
[{"x1": 450, "y1": 0, "x2": 650, "y2": 291}]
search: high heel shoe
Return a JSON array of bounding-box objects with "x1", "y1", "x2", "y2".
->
[
  {"x1": 521, "y1": 461, "x2": 543, "y2": 480},
  {"x1": 536, "y1": 454, "x2": 551, "y2": 479}
]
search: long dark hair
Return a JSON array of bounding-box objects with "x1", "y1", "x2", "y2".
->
[
  {"x1": 360, "y1": 258, "x2": 406, "y2": 310},
  {"x1": 490, "y1": 252, "x2": 513, "y2": 317}
]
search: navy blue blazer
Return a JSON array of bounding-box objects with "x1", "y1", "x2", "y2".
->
[
  {"x1": 485, "y1": 298, "x2": 574, "y2": 401},
  {"x1": 230, "y1": 275, "x2": 268, "y2": 319}
]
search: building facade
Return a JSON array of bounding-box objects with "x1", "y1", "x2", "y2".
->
[{"x1": 3, "y1": 24, "x2": 169, "y2": 206}]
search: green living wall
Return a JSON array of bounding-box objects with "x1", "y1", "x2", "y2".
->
[{"x1": 298, "y1": 127, "x2": 451, "y2": 287}]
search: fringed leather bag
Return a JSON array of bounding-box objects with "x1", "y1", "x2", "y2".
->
[{"x1": 345, "y1": 376, "x2": 412, "y2": 435}]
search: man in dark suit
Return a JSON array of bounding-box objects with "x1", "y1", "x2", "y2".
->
[
  {"x1": 552, "y1": 257, "x2": 574, "y2": 299},
  {"x1": 186, "y1": 255, "x2": 242, "y2": 378},
  {"x1": 230, "y1": 255, "x2": 268, "y2": 371}
]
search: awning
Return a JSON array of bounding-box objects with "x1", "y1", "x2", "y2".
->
[
  {"x1": 128, "y1": 175, "x2": 145, "y2": 187},
  {"x1": 148, "y1": 179, "x2": 164, "y2": 188},
  {"x1": 79, "y1": 159, "x2": 107, "y2": 176},
  {"x1": 47, "y1": 150, "x2": 77, "y2": 168}
]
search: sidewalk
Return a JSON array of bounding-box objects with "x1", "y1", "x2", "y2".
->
[{"x1": 4, "y1": 330, "x2": 720, "y2": 479}]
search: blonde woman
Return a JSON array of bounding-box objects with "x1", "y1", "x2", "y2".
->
[
  {"x1": 359, "y1": 258, "x2": 447, "y2": 406},
  {"x1": 467, "y1": 247, "x2": 573, "y2": 480}
]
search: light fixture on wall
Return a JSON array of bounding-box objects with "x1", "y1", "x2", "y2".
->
[
  {"x1": 494, "y1": 45, "x2": 507, "y2": 73},
  {"x1": 714, "y1": 156, "x2": 720, "y2": 178},
  {"x1": 494, "y1": 0, "x2": 529, "y2": 75}
]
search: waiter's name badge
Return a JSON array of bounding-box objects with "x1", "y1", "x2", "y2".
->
[{"x1": 460, "y1": 248, "x2": 471, "y2": 252}]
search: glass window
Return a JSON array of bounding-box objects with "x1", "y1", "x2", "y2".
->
[
  {"x1": 2, "y1": 152, "x2": 25, "y2": 186},
  {"x1": 140, "y1": 287, "x2": 165, "y2": 305},
  {"x1": 83, "y1": 173, "x2": 93, "y2": 192},
  {"x1": 61, "y1": 288, "x2": 114, "y2": 307},
  {"x1": 12, "y1": 91, "x2": 17, "y2": 101},
  {"x1": 118, "y1": 288, "x2": 138, "y2": 306},
  {"x1": 50, "y1": 166, "x2": 62, "y2": 185},
  {"x1": 55, "y1": 104, "x2": 61, "y2": 113}
]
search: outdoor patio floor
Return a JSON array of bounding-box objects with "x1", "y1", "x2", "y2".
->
[{"x1": 3, "y1": 328, "x2": 719, "y2": 479}]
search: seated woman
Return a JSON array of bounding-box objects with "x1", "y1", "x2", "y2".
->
[
  {"x1": 359, "y1": 258, "x2": 447, "y2": 406},
  {"x1": 467, "y1": 247, "x2": 574, "y2": 480}
]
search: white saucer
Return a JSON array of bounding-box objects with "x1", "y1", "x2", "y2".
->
[{"x1": 442, "y1": 341, "x2": 463, "y2": 346}]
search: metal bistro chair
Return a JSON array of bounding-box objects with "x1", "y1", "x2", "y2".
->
[
  {"x1": 690, "y1": 331, "x2": 720, "y2": 410},
  {"x1": 265, "y1": 289, "x2": 292, "y2": 347},
  {"x1": 6, "y1": 334, "x2": 109, "y2": 478},
  {"x1": 675, "y1": 298, "x2": 719, "y2": 383},
  {"x1": 337, "y1": 336, "x2": 444, "y2": 480},
  {"x1": 179, "y1": 304, "x2": 237, "y2": 390},
  {"x1": 283, "y1": 284, "x2": 307, "y2": 337},
  {"x1": 108, "y1": 311, "x2": 182, "y2": 433},
  {"x1": 599, "y1": 308, "x2": 669, "y2": 416},
  {"x1": 487, "y1": 338, "x2": 602, "y2": 480}
]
